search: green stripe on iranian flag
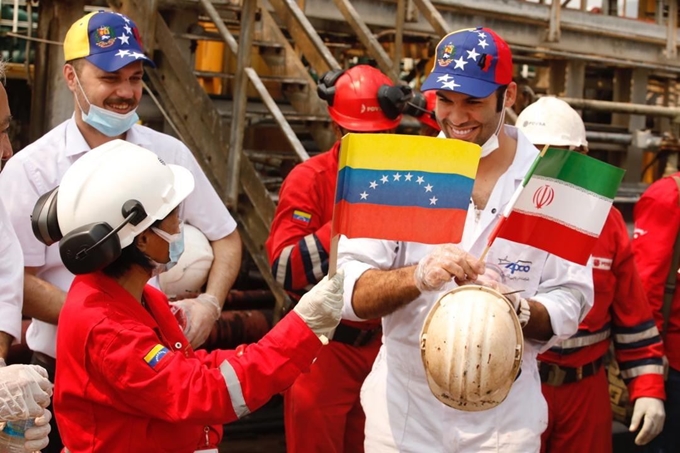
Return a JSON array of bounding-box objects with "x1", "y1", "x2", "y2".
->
[
  {"x1": 528, "y1": 148, "x2": 623, "y2": 199},
  {"x1": 513, "y1": 176, "x2": 612, "y2": 237}
]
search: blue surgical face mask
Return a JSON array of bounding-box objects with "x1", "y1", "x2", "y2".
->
[
  {"x1": 151, "y1": 223, "x2": 185, "y2": 272},
  {"x1": 74, "y1": 73, "x2": 139, "y2": 137}
]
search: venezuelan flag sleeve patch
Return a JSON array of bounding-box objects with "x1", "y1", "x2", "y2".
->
[
  {"x1": 292, "y1": 210, "x2": 312, "y2": 224},
  {"x1": 144, "y1": 344, "x2": 170, "y2": 369}
]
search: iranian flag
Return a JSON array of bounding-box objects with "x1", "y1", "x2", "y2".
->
[{"x1": 491, "y1": 147, "x2": 625, "y2": 265}]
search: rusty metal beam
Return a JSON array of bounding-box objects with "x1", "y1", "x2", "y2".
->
[
  {"x1": 267, "y1": 0, "x2": 341, "y2": 74},
  {"x1": 411, "y1": 0, "x2": 448, "y2": 36},
  {"x1": 226, "y1": 0, "x2": 256, "y2": 208},
  {"x1": 331, "y1": 0, "x2": 399, "y2": 82},
  {"x1": 394, "y1": 0, "x2": 405, "y2": 70},
  {"x1": 245, "y1": 68, "x2": 310, "y2": 162}
]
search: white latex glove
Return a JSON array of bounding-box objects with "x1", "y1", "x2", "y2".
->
[
  {"x1": 293, "y1": 270, "x2": 344, "y2": 340},
  {"x1": 170, "y1": 294, "x2": 221, "y2": 349},
  {"x1": 630, "y1": 397, "x2": 665, "y2": 445},
  {"x1": 23, "y1": 408, "x2": 51, "y2": 452},
  {"x1": 414, "y1": 244, "x2": 484, "y2": 292},
  {"x1": 0, "y1": 364, "x2": 52, "y2": 421}
]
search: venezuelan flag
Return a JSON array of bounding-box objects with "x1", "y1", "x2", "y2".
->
[{"x1": 333, "y1": 133, "x2": 481, "y2": 244}]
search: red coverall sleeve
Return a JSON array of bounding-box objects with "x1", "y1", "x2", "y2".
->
[
  {"x1": 92, "y1": 312, "x2": 321, "y2": 425},
  {"x1": 266, "y1": 164, "x2": 332, "y2": 295},
  {"x1": 632, "y1": 177, "x2": 680, "y2": 334},
  {"x1": 608, "y1": 209, "x2": 665, "y2": 401}
]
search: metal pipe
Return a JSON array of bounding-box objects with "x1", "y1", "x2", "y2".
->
[
  {"x1": 559, "y1": 97, "x2": 680, "y2": 120},
  {"x1": 585, "y1": 131, "x2": 632, "y2": 144}
]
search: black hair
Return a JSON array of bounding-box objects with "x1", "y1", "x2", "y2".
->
[
  {"x1": 495, "y1": 85, "x2": 508, "y2": 113},
  {"x1": 101, "y1": 218, "x2": 163, "y2": 279}
]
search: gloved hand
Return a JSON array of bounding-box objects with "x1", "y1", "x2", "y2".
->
[
  {"x1": 0, "y1": 364, "x2": 52, "y2": 421},
  {"x1": 23, "y1": 408, "x2": 51, "y2": 452},
  {"x1": 414, "y1": 244, "x2": 484, "y2": 292},
  {"x1": 293, "y1": 270, "x2": 344, "y2": 340},
  {"x1": 630, "y1": 397, "x2": 665, "y2": 445},
  {"x1": 170, "y1": 293, "x2": 221, "y2": 349},
  {"x1": 476, "y1": 279, "x2": 530, "y2": 327}
]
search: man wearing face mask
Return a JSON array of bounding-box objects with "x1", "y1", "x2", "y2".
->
[
  {"x1": 0, "y1": 11, "x2": 242, "y2": 452},
  {"x1": 336, "y1": 27, "x2": 593, "y2": 452}
]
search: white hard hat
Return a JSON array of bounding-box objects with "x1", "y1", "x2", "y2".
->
[
  {"x1": 516, "y1": 96, "x2": 588, "y2": 149},
  {"x1": 159, "y1": 224, "x2": 214, "y2": 298},
  {"x1": 420, "y1": 285, "x2": 524, "y2": 411},
  {"x1": 57, "y1": 139, "x2": 195, "y2": 248}
]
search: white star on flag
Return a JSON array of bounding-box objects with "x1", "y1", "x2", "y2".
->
[
  {"x1": 115, "y1": 49, "x2": 130, "y2": 58},
  {"x1": 442, "y1": 80, "x2": 460, "y2": 90},
  {"x1": 360, "y1": 191, "x2": 369, "y2": 200},
  {"x1": 478, "y1": 39, "x2": 489, "y2": 49},
  {"x1": 429, "y1": 196, "x2": 438, "y2": 205},
  {"x1": 453, "y1": 56, "x2": 467, "y2": 70},
  {"x1": 404, "y1": 173, "x2": 413, "y2": 181},
  {"x1": 381, "y1": 175, "x2": 389, "y2": 183},
  {"x1": 119, "y1": 34, "x2": 130, "y2": 45},
  {"x1": 416, "y1": 176, "x2": 424, "y2": 185},
  {"x1": 393, "y1": 172, "x2": 401, "y2": 181},
  {"x1": 124, "y1": 24, "x2": 132, "y2": 35},
  {"x1": 425, "y1": 184, "x2": 433, "y2": 192},
  {"x1": 131, "y1": 52, "x2": 145, "y2": 59},
  {"x1": 437, "y1": 74, "x2": 452, "y2": 82},
  {"x1": 477, "y1": 32, "x2": 486, "y2": 38},
  {"x1": 466, "y1": 48, "x2": 480, "y2": 61},
  {"x1": 369, "y1": 181, "x2": 378, "y2": 189}
]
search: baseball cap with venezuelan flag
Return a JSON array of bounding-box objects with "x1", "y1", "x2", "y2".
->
[
  {"x1": 63, "y1": 11, "x2": 155, "y2": 72},
  {"x1": 422, "y1": 27, "x2": 512, "y2": 98}
]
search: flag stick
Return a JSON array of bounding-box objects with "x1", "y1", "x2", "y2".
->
[
  {"x1": 480, "y1": 144, "x2": 550, "y2": 261},
  {"x1": 328, "y1": 234, "x2": 339, "y2": 278}
]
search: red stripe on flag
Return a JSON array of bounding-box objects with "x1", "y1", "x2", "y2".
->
[
  {"x1": 497, "y1": 211, "x2": 596, "y2": 265},
  {"x1": 333, "y1": 201, "x2": 467, "y2": 245}
]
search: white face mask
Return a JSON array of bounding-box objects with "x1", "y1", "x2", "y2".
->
[{"x1": 479, "y1": 91, "x2": 507, "y2": 158}]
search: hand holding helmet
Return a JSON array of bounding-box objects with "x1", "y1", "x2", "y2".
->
[
  {"x1": 0, "y1": 364, "x2": 52, "y2": 421},
  {"x1": 414, "y1": 245, "x2": 485, "y2": 292},
  {"x1": 293, "y1": 270, "x2": 344, "y2": 341}
]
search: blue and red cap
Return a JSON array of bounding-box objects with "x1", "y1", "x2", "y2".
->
[
  {"x1": 422, "y1": 27, "x2": 512, "y2": 98},
  {"x1": 63, "y1": 11, "x2": 155, "y2": 72}
]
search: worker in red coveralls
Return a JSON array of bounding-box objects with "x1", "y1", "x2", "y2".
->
[
  {"x1": 266, "y1": 64, "x2": 406, "y2": 453},
  {"x1": 45, "y1": 140, "x2": 346, "y2": 452},
  {"x1": 517, "y1": 97, "x2": 665, "y2": 451},
  {"x1": 632, "y1": 157, "x2": 680, "y2": 453}
]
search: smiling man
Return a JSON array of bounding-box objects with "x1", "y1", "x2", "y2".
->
[
  {"x1": 0, "y1": 11, "x2": 242, "y2": 452},
  {"x1": 336, "y1": 27, "x2": 594, "y2": 452}
]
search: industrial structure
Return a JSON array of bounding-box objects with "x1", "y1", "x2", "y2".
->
[{"x1": 1, "y1": 0, "x2": 678, "y2": 328}]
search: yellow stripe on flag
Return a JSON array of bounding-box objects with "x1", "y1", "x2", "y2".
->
[
  {"x1": 338, "y1": 134, "x2": 481, "y2": 178},
  {"x1": 144, "y1": 344, "x2": 166, "y2": 363}
]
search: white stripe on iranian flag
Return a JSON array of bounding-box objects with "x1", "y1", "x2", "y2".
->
[{"x1": 513, "y1": 176, "x2": 611, "y2": 237}]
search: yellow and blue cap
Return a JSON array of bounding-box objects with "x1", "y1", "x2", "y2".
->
[{"x1": 63, "y1": 11, "x2": 155, "y2": 72}]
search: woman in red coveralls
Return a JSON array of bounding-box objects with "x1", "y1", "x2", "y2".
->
[{"x1": 30, "y1": 140, "x2": 344, "y2": 453}]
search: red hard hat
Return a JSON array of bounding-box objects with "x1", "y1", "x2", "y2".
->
[
  {"x1": 317, "y1": 65, "x2": 402, "y2": 132},
  {"x1": 419, "y1": 90, "x2": 441, "y2": 132}
]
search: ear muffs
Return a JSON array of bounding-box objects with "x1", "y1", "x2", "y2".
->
[
  {"x1": 59, "y1": 199, "x2": 148, "y2": 275},
  {"x1": 377, "y1": 84, "x2": 412, "y2": 120},
  {"x1": 31, "y1": 187, "x2": 62, "y2": 246},
  {"x1": 317, "y1": 69, "x2": 345, "y2": 106},
  {"x1": 401, "y1": 90, "x2": 429, "y2": 118}
]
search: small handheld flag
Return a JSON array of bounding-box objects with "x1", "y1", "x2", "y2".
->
[
  {"x1": 329, "y1": 133, "x2": 481, "y2": 275},
  {"x1": 485, "y1": 146, "x2": 625, "y2": 265}
]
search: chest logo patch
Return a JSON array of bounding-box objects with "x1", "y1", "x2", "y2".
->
[
  {"x1": 144, "y1": 344, "x2": 170, "y2": 369},
  {"x1": 591, "y1": 257, "x2": 612, "y2": 270}
]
